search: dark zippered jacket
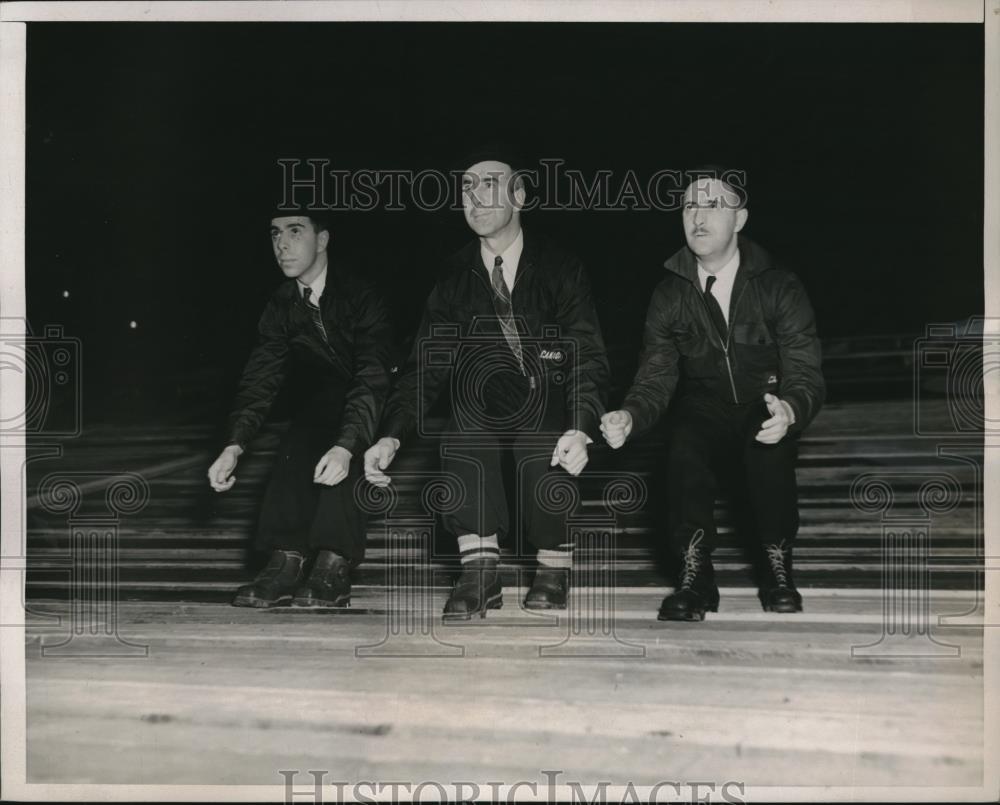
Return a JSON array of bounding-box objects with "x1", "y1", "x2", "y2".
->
[
  {"x1": 226, "y1": 262, "x2": 394, "y2": 455},
  {"x1": 380, "y1": 232, "x2": 610, "y2": 443},
  {"x1": 622, "y1": 235, "x2": 825, "y2": 435}
]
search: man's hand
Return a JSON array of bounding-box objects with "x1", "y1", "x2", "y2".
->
[
  {"x1": 550, "y1": 430, "x2": 590, "y2": 476},
  {"x1": 207, "y1": 445, "x2": 243, "y2": 492},
  {"x1": 600, "y1": 410, "x2": 633, "y2": 450},
  {"x1": 364, "y1": 437, "x2": 400, "y2": 487},
  {"x1": 756, "y1": 393, "x2": 795, "y2": 444},
  {"x1": 313, "y1": 445, "x2": 352, "y2": 486}
]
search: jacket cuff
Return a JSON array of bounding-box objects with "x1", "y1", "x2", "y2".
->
[
  {"x1": 381, "y1": 417, "x2": 410, "y2": 446},
  {"x1": 621, "y1": 402, "x2": 647, "y2": 436},
  {"x1": 570, "y1": 410, "x2": 601, "y2": 444},
  {"x1": 781, "y1": 393, "x2": 807, "y2": 433},
  {"x1": 334, "y1": 433, "x2": 362, "y2": 457}
]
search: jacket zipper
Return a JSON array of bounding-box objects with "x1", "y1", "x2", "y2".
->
[{"x1": 699, "y1": 279, "x2": 749, "y2": 404}]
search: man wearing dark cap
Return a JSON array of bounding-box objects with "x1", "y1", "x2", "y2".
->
[
  {"x1": 208, "y1": 209, "x2": 394, "y2": 609},
  {"x1": 364, "y1": 149, "x2": 610, "y2": 619},
  {"x1": 601, "y1": 169, "x2": 825, "y2": 621}
]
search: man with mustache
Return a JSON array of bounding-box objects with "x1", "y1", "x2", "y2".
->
[
  {"x1": 208, "y1": 208, "x2": 394, "y2": 609},
  {"x1": 364, "y1": 147, "x2": 610, "y2": 619},
  {"x1": 601, "y1": 168, "x2": 825, "y2": 621}
]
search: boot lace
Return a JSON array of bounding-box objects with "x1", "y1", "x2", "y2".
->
[
  {"x1": 681, "y1": 529, "x2": 706, "y2": 589},
  {"x1": 765, "y1": 542, "x2": 789, "y2": 587}
]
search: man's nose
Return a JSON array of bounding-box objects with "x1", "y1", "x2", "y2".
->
[{"x1": 692, "y1": 207, "x2": 705, "y2": 226}]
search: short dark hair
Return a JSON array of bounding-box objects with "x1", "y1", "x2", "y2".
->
[{"x1": 684, "y1": 164, "x2": 748, "y2": 209}]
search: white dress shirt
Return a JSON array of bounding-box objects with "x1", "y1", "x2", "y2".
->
[
  {"x1": 480, "y1": 229, "x2": 524, "y2": 292},
  {"x1": 697, "y1": 249, "x2": 740, "y2": 323},
  {"x1": 296, "y1": 262, "x2": 328, "y2": 305}
]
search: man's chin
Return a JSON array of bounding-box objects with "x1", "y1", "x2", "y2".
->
[{"x1": 466, "y1": 218, "x2": 496, "y2": 237}]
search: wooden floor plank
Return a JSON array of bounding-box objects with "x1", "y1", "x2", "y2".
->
[{"x1": 24, "y1": 598, "x2": 984, "y2": 788}]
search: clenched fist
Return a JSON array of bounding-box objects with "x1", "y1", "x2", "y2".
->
[{"x1": 600, "y1": 410, "x2": 633, "y2": 449}]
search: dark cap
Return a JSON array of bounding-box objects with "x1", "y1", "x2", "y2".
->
[
  {"x1": 452, "y1": 140, "x2": 530, "y2": 175},
  {"x1": 269, "y1": 205, "x2": 331, "y2": 233}
]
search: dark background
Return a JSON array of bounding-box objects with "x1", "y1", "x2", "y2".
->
[{"x1": 25, "y1": 22, "x2": 984, "y2": 430}]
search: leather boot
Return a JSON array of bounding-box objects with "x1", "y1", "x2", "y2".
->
[
  {"x1": 232, "y1": 550, "x2": 306, "y2": 608},
  {"x1": 760, "y1": 541, "x2": 803, "y2": 613},
  {"x1": 524, "y1": 567, "x2": 570, "y2": 610},
  {"x1": 658, "y1": 531, "x2": 720, "y2": 622},
  {"x1": 291, "y1": 550, "x2": 351, "y2": 608},
  {"x1": 443, "y1": 559, "x2": 503, "y2": 620}
]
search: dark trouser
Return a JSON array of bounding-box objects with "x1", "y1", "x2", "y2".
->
[
  {"x1": 440, "y1": 366, "x2": 571, "y2": 553},
  {"x1": 665, "y1": 393, "x2": 800, "y2": 555},
  {"x1": 254, "y1": 388, "x2": 367, "y2": 565}
]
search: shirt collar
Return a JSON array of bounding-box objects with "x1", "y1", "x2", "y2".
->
[
  {"x1": 296, "y1": 261, "x2": 328, "y2": 303},
  {"x1": 697, "y1": 248, "x2": 740, "y2": 287},
  {"x1": 480, "y1": 228, "x2": 524, "y2": 273}
]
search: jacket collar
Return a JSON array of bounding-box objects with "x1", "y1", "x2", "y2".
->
[
  {"x1": 664, "y1": 234, "x2": 773, "y2": 284},
  {"x1": 278, "y1": 258, "x2": 343, "y2": 307}
]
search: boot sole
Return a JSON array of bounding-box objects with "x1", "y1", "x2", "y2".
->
[
  {"x1": 657, "y1": 608, "x2": 717, "y2": 622},
  {"x1": 232, "y1": 594, "x2": 292, "y2": 609},
  {"x1": 442, "y1": 593, "x2": 503, "y2": 621},
  {"x1": 523, "y1": 598, "x2": 567, "y2": 610},
  {"x1": 763, "y1": 603, "x2": 803, "y2": 613},
  {"x1": 290, "y1": 596, "x2": 351, "y2": 608},
  {"x1": 657, "y1": 602, "x2": 719, "y2": 622}
]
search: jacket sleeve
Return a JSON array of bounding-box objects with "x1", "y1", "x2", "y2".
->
[
  {"x1": 379, "y1": 283, "x2": 454, "y2": 445},
  {"x1": 773, "y1": 272, "x2": 825, "y2": 432},
  {"x1": 621, "y1": 282, "x2": 681, "y2": 436},
  {"x1": 333, "y1": 284, "x2": 395, "y2": 456},
  {"x1": 555, "y1": 258, "x2": 610, "y2": 441},
  {"x1": 227, "y1": 297, "x2": 289, "y2": 451}
]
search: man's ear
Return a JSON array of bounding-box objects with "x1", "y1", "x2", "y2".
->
[
  {"x1": 734, "y1": 208, "x2": 749, "y2": 233},
  {"x1": 317, "y1": 229, "x2": 330, "y2": 253},
  {"x1": 511, "y1": 174, "x2": 527, "y2": 210}
]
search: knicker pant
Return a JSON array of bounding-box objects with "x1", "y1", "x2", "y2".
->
[
  {"x1": 441, "y1": 435, "x2": 572, "y2": 553},
  {"x1": 665, "y1": 394, "x2": 799, "y2": 556}
]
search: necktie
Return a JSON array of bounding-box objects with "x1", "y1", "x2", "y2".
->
[
  {"x1": 703, "y1": 274, "x2": 728, "y2": 343},
  {"x1": 303, "y1": 287, "x2": 328, "y2": 343},
  {"x1": 490, "y1": 255, "x2": 526, "y2": 375}
]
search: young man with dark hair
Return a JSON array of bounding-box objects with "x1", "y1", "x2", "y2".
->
[
  {"x1": 364, "y1": 150, "x2": 610, "y2": 619},
  {"x1": 601, "y1": 169, "x2": 825, "y2": 621},
  {"x1": 208, "y1": 210, "x2": 394, "y2": 609}
]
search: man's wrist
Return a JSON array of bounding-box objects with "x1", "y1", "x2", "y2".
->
[{"x1": 224, "y1": 444, "x2": 244, "y2": 457}]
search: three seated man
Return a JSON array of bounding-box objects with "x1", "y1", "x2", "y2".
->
[{"x1": 210, "y1": 159, "x2": 824, "y2": 621}]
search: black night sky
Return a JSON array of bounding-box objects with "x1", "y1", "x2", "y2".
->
[{"x1": 24, "y1": 22, "x2": 984, "y2": 428}]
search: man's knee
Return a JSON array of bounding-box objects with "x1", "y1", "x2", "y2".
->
[{"x1": 665, "y1": 428, "x2": 712, "y2": 469}]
